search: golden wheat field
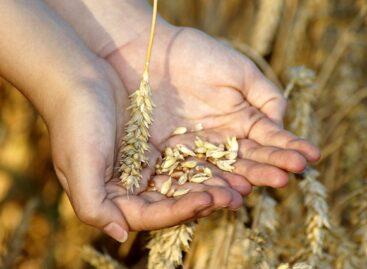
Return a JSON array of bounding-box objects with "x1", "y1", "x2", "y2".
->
[{"x1": 1, "y1": 0, "x2": 367, "y2": 268}]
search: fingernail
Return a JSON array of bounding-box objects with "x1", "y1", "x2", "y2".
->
[{"x1": 103, "y1": 222, "x2": 128, "y2": 243}]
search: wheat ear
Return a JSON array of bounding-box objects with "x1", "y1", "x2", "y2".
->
[
  {"x1": 147, "y1": 223, "x2": 195, "y2": 269},
  {"x1": 299, "y1": 168, "x2": 330, "y2": 266},
  {"x1": 119, "y1": 0, "x2": 158, "y2": 192},
  {"x1": 286, "y1": 67, "x2": 330, "y2": 265}
]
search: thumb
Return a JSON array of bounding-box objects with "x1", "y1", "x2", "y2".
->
[{"x1": 65, "y1": 154, "x2": 130, "y2": 243}]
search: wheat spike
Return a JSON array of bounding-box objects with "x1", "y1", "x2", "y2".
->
[
  {"x1": 253, "y1": 191, "x2": 278, "y2": 236},
  {"x1": 147, "y1": 223, "x2": 195, "y2": 269},
  {"x1": 299, "y1": 169, "x2": 330, "y2": 266},
  {"x1": 286, "y1": 66, "x2": 330, "y2": 265},
  {"x1": 119, "y1": 0, "x2": 158, "y2": 192},
  {"x1": 252, "y1": 191, "x2": 279, "y2": 267},
  {"x1": 81, "y1": 245, "x2": 125, "y2": 269},
  {"x1": 285, "y1": 66, "x2": 317, "y2": 139}
]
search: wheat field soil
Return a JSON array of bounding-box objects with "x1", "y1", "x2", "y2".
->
[{"x1": 0, "y1": 0, "x2": 366, "y2": 268}]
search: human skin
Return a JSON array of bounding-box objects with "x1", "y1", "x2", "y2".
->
[
  {"x1": 46, "y1": 0, "x2": 321, "y2": 189},
  {"x1": 0, "y1": 0, "x2": 247, "y2": 243}
]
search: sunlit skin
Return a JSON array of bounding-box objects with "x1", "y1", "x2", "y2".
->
[
  {"x1": 107, "y1": 25, "x2": 321, "y2": 191},
  {"x1": 0, "y1": 0, "x2": 320, "y2": 243},
  {"x1": 49, "y1": 60, "x2": 248, "y2": 241},
  {"x1": 49, "y1": 59, "x2": 252, "y2": 242},
  {"x1": 0, "y1": 0, "x2": 248, "y2": 243}
]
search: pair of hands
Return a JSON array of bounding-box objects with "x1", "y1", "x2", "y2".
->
[{"x1": 49, "y1": 25, "x2": 320, "y2": 242}]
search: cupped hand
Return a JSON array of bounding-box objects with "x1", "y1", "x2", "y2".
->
[
  {"x1": 48, "y1": 61, "x2": 243, "y2": 242},
  {"x1": 106, "y1": 26, "x2": 321, "y2": 191}
]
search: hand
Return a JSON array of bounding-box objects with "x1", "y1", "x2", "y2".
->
[
  {"x1": 49, "y1": 61, "x2": 244, "y2": 242},
  {"x1": 106, "y1": 26, "x2": 320, "y2": 191},
  {"x1": 0, "y1": 0, "x2": 244, "y2": 243},
  {"x1": 44, "y1": 0, "x2": 320, "y2": 191}
]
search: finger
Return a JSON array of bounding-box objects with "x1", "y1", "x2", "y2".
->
[
  {"x1": 140, "y1": 191, "x2": 168, "y2": 202},
  {"x1": 241, "y1": 60, "x2": 286, "y2": 126},
  {"x1": 204, "y1": 162, "x2": 252, "y2": 195},
  {"x1": 202, "y1": 177, "x2": 243, "y2": 209},
  {"x1": 233, "y1": 159, "x2": 289, "y2": 188},
  {"x1": 66, "y1": 154, "x2": 130, "y2": 243},
  {"x1": 246, "y1": 116, "x2": 321, "y2": 162},
  {"x1": 140, "y1": 191, "x2": 213, "y2": 220},
  {"x1": 114, "y1": 192, "x2": 213, "y2": 230},
  {"x1": 238, "y1": 139, "x2": 307, "y2": 173}
]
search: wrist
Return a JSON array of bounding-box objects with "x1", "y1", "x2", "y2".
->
[
  {"x1": 30, "y1": 58, "x2": 115, "y2": 125},
  {"x1": 45, "y1": 0, "x2": 175, "y2": 57}
]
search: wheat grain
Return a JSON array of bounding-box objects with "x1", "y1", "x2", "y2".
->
[
  {"x1": 172, "y1": 127, "x2": 187, "y2": 135},
  {"x1": 193, "y1": 123, "x2": 204, "y2": 131}
]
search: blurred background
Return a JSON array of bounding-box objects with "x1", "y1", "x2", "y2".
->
[{"x1": 0, "y1": 0, "x2": 366, "y2": 268}]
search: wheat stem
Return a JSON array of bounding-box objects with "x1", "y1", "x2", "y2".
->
[{"x1": 143, "y1": 0, "x2": 158, "y2": 78}]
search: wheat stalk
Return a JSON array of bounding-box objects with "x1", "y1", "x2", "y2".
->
[
  {"x1": 119, "y1": 0, "x2": 158, "y2": 192},
  {"x1": 250, "y1": 0, "x2": 283, "y2": 56}
]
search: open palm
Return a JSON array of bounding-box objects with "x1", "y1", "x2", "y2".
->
[
  {"x1": 50, "y1": 61, "x2": 244, "y2": 242},
  {"x1": 107, "y1": 27, "x2": 320, "y2": 192}
]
